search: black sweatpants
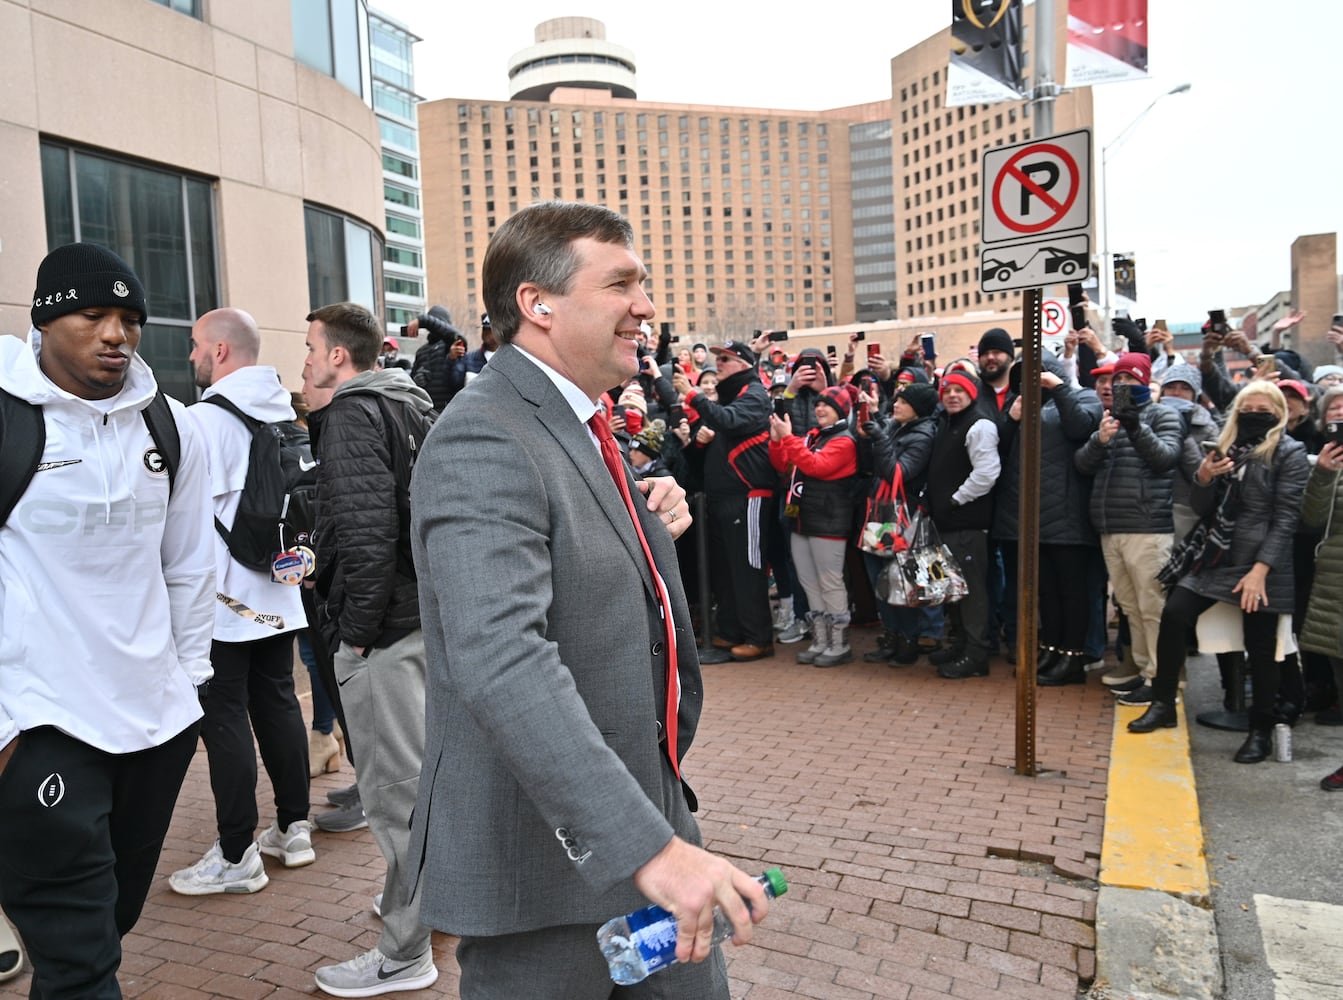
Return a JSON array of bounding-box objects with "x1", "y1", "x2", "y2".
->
[
  {"x1": 0, "y1": 723, "x2": 198, "y2": 999},
  {"x1": 202, "y1": 633, "x2": 309, "y2": 861},
  {"x1": 1038, "y1": 544, "x2": 1095, "y2": 652},
  {"x1": 707, "y1": 494, "x2": 773, "y2": 647}
]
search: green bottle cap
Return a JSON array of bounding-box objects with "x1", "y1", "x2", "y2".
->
[{"x1": 763, "y1": 867, "x2": 787, "y2": 897}]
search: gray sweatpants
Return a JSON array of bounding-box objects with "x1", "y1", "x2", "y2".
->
[{"x1": 333, "y1": 632, "x2": 432, "y2": 961}]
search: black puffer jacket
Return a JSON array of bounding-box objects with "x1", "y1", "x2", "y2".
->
[
  {"x1": 410, "y1": 310, "x2": 465, "y2": 411},
  {"x1": 862, "y1": 414, "x2": 937, "y2": 502},
  {"x1": 1178, "y1": 437, "x2": 1309, "y2": 613},
  {"x1": 1074, "y1": 399, "x2": 1183, "y2": 534},
  {"x1": 309, "y1": 369, "x2": 436, "y2": 650},
  {"x1": 993, "y1": 358, "x2": 1103, "y2": 544}
]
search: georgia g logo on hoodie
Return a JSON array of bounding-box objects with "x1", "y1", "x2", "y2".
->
[{"x1": 143, "y1": 447, "x2": 168, "y2": 476}]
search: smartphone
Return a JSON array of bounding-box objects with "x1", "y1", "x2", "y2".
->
[
  {"x1": 1327, "y1": 421, "x2": 1343, "y2": 447},
  {"x1": 854, "y1": 330, "x2": 867, "y2": 342},
  {"x1": 1154, "y1": 319, "x2": 1168, "y2": 333},
  {"x1": 669, "y1": 404, "x2": 686, "y2": 425},
  {"x1": 867, "y1": 343, "x2": 882, "y2": 361},
  {"x1": 773, "y1": 397, "x2": 791, "y2": 418},
  {"x1": 1067, "y1": 282, "x2": 1086, "y2": 332},
  {"x1": 1200, "y1": 441, "x2": 1222, "y2": 457},
  {"x1": 1110, "y1": 383, "x2": 1135, "y2": 418},
  {"x1": 826, "y1": 345, "x2": 838, "y2": 359},
  {"x1": 920, "y1": 332, "x2": 937, "y2": 362},
  {"x1": 860, "y1": 375, "x2": 876, "y2": 394},
  {"x1": 400, "y1": 324, "x2": 411, "y2": 337},
  {"x1": 1208, "y1": 309, "x2": 1229, "y2": 337},
  {"x1": 1333, "y1": 314, "x2": 1343, "y2": 328},
  {"x1": 1256, "y1": 356, "x2": 1277, "y2": 378},
  {"x1": 767, "y1": 329, "x2": 789, "y2": 342}
]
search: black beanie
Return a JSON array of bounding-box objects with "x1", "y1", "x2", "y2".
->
[
  {"x1": 899, "y1": 382, "x2": 939, "y2": 417},
  {"x1": 31, "y1": 243, "x2": 147, "y2": 328},
  {"x1": 977, "y1": 327, "x2": 1015, "y2": 358}
]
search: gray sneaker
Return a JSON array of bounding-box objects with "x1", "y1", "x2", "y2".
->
[
  {"x1": 326, "y1": 782, "x2": 360, "y2": 807},
  {"x1": 257, "y1": 820, "x2": 316, "y2": 867},
  {"x1": 776, "y1": 619, "x2": 810, "y2": 644},
  {"x1": 168, "y1": 841, "x2": 268, "y2": 895},
  {"x1": 315, "y1": 946, "x2": 437, "y2": 997},
  {"x1": 313, "y1": 800, "x2": 368, "y2": 833}
]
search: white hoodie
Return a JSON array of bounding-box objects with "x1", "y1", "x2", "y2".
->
[
  {"x1": 0, "y1": 329, "x2": 215, "y2": 754},
  {"x1": 187, "y1": 366, "x2": 305, "y2": 642}
]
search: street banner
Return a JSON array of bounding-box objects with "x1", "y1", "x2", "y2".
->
[
  {"x1": 1065, "y1": 0, "x2": 1149, "y2": 86},
  {"x1": 948, "y1": 0, "x2": 1026, "y2": 107}
]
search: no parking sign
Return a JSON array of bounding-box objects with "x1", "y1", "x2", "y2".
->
[{"x1": 980, "y1": 129, "x2": 1093, "y2": 293}]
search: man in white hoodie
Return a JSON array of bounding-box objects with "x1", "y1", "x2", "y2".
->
[
  {"x1": 0, "y1": 242, "x2": 214, "y2": 995},
  {"x1": 168, "y1": 308, "x2": 314, "y2": 896}
]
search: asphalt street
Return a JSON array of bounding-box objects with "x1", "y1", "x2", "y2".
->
[{"x1": 1186, "y1": 653, "x2": 1343, "y2": 999}]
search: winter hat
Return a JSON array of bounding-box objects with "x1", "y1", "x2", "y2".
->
[
  {"x1": 898, "y1": 382, "x2": 939, "y2": 417},
  {"x1": 1160, "y1": 362, "x2": 1203, "y2": 396},
  {"x1": 631, "y1": 424, "x2": 665, "y2": 459},
  {"x1": 31, "y1": 242, "x2": 147, "y2": 328},
  {"x1": 1278, "y1": 379, "x2": 1311, "y2": 402},
  {"x1": 1313, "y1": 365, "x2": 1343, "y2": 383},
  {"x1": 940, "y1": 370, "x2": 980, "y2": 401},
  {"x1": 617, "y1": 382, "x2": 648, "y2": 414},
  {"x1": 1112, "y1": 352, "x2": 1153, "y2": 385},
  {"x1": 977, "y1": 327, "x2": 1015, "y2": 359},
  {"x1": 816, "y1": 385, "x2": 852, "y2": 419}
]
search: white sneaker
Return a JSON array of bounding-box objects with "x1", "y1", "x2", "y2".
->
[
  {"x1": 772, "y1": 605, "x2": 795, "y2": 632},
  {"x1": 168, "y1": 841, "x2": 268, "y2": 895},
  {"x1": 315, "y1": 947, "x2": 437, "y2": 997},
  {"x1": 257, "y1": 819, "x2": 316, "y2": 868}
]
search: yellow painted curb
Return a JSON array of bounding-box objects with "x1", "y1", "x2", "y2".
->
[{"x1": 1100, "y1": 702, "x2": 1211, "y2": 905}]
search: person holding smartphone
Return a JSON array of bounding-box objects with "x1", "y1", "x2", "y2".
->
[
  {"x1": 1300, "y1": 387, "x2": 1343, "y2": 746},
  {"x1": 1074, "y1": 353, "x2": 1184, "y2": 700},
  {"x1": 1131, "y1": 383, "x2": 1310, "y2": 764}
]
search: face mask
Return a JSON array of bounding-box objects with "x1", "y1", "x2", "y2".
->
[
  {"x1": 1127, "y1": 384, "x2": 1152, "y2": 407},
  {"x1": 1236, "y1": 411, "x2": 1278, "y2": 445}
]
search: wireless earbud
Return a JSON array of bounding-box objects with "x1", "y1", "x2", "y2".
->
[{"x1": 533, "y1": 303, "x2": 553, "y2": 316}]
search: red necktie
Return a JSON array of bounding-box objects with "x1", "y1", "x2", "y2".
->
[{"x1": 589, "y1": 413, "x2": 681, "y2": 779}]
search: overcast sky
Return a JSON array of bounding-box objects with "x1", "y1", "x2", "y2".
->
[{"x1": 373, "y1": 0, "x2": 1343, "y2": 328}]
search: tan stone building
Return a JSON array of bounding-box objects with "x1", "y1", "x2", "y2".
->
[
  {"x1": 0, "y1": 0, "x2": 387, "y2": 398},
  {"x1": 418, "y1": 12, "x2": 1093, "y2": 341}
]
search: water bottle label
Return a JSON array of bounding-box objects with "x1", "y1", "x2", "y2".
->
[{"x1": 625, "y1": 904, "x2": 679, "y2": 973}]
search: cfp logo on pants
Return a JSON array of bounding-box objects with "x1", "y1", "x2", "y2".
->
[{"x1": 38, "y1": 772, "x2": 65, "y2": 807}]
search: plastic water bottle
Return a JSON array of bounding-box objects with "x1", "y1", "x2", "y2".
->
[{"x1": 597, "y1": 868, "x2": 787, "y2": 985}]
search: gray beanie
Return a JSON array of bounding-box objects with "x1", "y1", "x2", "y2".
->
[{"x1": 1160, "y1": 362, "x2": 1203, "y2": 396}]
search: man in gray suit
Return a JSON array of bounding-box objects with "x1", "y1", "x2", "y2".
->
[{"x1": 408, "y1": 201, "x2": 771, "y2": 998}]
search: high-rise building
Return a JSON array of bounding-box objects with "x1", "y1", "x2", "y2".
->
[
  {"x1": 368, "y1": 8, "x2": 427, "y2": 338},
  {"x1": 418, "y1": 14, "x2": 1094, "y2": 338}
]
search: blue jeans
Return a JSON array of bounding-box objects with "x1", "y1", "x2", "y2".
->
[{"x1": 298, "y1": 630, "x2": 335, "y2": 734}]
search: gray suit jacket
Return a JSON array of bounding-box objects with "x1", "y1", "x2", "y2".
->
[{"x1": 407, "y1": 344, "x2": 706, "y2": 936}]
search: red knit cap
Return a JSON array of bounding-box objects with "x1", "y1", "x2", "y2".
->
[
  {"x1": 940, "y1": 371, "x2": 980, "y2": 401},
  {"x1": 817, "y1": 385, "x2": 852, "y2": 418}
]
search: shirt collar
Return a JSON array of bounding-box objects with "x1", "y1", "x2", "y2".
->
[{"x1": 512, "y1": 344, "x2": 601, "y2": 437}]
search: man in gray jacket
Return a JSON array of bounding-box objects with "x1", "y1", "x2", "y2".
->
[{"x1": 1075, "y1": 352, "x2": 1183, "y2": 701}]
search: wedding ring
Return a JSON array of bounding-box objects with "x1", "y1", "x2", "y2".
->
[{"x1": 668, "y1": 510, "x2": 678, "y2": 522}]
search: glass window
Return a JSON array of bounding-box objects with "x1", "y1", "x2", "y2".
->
[
  {"x1": 379, "y1": 118, "x2": 417, "y2": 151},
  {"x1": 373, "y1": 84, "x2": 415, "y2": 121},
  {"x1": 292, "y1": 0, "x2": 371, "y2": 101},
  {"x1": 383, "y1": 183, "x2": 419, "y2": 209},
  {"x1": 385, "y1": 215, "x2": 419, "y2": 238},
  {"x1": 39, "y1": 140, "x2": 218, "y2": 403},
  {"x1": 384, "y1": 245, "x2": 422, "y2": 268},
  {"x1": 382, "y1": 152, "x2": 417, "y2": 179},
  {"x1": 148, "y1": 0, "x2": 200, "y2": 16},
  {"x1": 304, "y1": 204, "x2": 383, "y2": 315}
]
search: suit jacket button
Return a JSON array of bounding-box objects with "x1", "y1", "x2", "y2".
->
[{"x1": 651, "y1": 641, "x2": 664, "y2": 656}]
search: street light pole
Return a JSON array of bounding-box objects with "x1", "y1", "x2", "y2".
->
[{"x1": 1099, "y1": 82, "x2": 1192, "y2": 339}]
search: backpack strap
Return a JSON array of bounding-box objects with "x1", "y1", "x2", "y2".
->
[
  {"x1": 142, "y1": 389, "x2": 181, "y2": 497},
  {"x1": 0, "y1": 388, "x2": 45, "y2": 528}
]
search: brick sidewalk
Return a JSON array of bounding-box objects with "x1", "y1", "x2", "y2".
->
[{"x1": 1, "y1": 633, "x2": 1112, "y2": 999}]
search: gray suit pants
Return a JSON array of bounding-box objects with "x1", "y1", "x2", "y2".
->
[{"x1": 333, "y1": 632, "x2": 432, "y2": 961}]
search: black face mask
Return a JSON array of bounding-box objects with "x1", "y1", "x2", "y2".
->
[{"x1": 1235, "y1": 411, "x2": 1278, "y2": 445}]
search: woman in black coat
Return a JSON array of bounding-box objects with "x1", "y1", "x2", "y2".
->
[{"x1": 1129, "y1": 382, "x2": 1310, "y2": 763}]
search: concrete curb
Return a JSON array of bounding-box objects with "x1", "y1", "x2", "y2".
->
[{"x1": 1088, "y1": 702, "x2": 1224, "y2": 1000}]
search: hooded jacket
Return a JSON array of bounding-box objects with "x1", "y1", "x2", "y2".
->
[
  {"x1": 782, "y1": 347, "x2": 838, "y2": 439},
  {"x1": 0, "y1": 329, "x2": 214, "y2": 754},
  {"x1": 188, "y1": 365, "x2": 306, "y2": 642},
  {"x1": 684, "y1": 367, "x2": 773, "y2": 497},
  {"x1": 992, "y1": 355, "x2": 1103, "y2": 545},
  {"x1": 309, "y1": 368, "x2": 436, "y2": 651}
]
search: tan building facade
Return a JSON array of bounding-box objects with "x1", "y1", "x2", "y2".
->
[
  {"x1": 418, "y1": 13, "x2": 1094, "y2": 342},
  {"x1": 419, "y1": 89, "x2": 856, "y2": 338},
  {"x1": 1289, "y1": 232, "x2": 1339, "y2": 368},
  {"x1": 0, "y1": 0, "x2": 387, "y2": 398}
]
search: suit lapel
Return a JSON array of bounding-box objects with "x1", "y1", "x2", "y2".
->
[{"x1": 491, "y1": 347, "x2": 657, "y2": 598}]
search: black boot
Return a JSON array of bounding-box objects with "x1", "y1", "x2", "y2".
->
[
  {"x1": 1234, "y1": 728, "x2": 1273, "y2": 764},
  {"x1": 863, "y1": 630, "x2": 897, "y2": 663},
  {"x1": 1128, "y1": 700, "x2": 1178, "y2": 733},
  {"x1": 928, "y1": 641, "x2": 966, "y2": 666},
  {"x1": 890, "y1": 633, "x2": 919, "y2": 665},
  {"x1": 1040, "y1": 652, "x2": 1088, "y2": 687},
  {"x1": 1036, "y1": 646, "x2": 1061, "y2": 676}
]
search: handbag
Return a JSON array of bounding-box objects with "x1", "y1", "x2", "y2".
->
[
  {"x1": 860, "y1": 463, "x2": 912, "y2": 557},
  {"x1": 882, "y1": 509, "x2": 970, "y2": 607}
]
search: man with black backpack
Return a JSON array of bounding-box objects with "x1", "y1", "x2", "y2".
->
[
  {"x1": 168, "y1": 307, "x2": 315, "y2": 897},
  {"x1": 0, "y1": 243, "x2": 214, "y2": 996},
  {"x1": 303, "y1": 301, "x2": 439, "y2": 996}
]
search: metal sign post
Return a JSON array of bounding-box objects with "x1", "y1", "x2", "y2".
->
[{"x1": 1015, "y1": 288, "x2": 1043, "y2": 776}]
